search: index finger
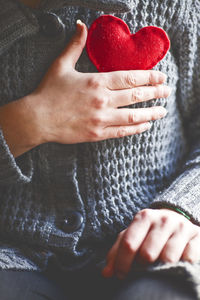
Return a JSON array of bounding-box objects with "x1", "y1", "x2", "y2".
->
[
  {"x1": 104, "y1": 70, "x2": 167, "y2": 90},
  {"x1": 114, "y1": 210, "x2": 154, "y2": 277}
]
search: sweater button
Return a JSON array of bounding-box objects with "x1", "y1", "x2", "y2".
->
[
  {"x1": 60, "y1": 211, "x2": 84, "y2": 233},
  {"x1": 38, "y1": 12, "x2": 65, "y2": 37}
]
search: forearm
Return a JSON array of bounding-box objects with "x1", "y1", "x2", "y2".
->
[{"x1": 0, "y1": 95, "x2": 43, "y2": 158}]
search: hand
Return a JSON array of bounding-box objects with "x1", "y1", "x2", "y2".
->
[
  {"x1": 31, "y1": 20, "x2": 171, "y2": 145},
  {"x1": 102, "y1": 208, "x2": 200, "y2": 280}
]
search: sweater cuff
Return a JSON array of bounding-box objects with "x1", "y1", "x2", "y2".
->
[
  {"x1": 150, "y1": 166, "x2": 200, "y2": 226},
  {"x1": 0, "y1": 128, "x2": 33, "y2": 185},
  {"x1": 0, "y1": 0, "x2": 39, "y2": 56},
  {"x1": 40, "y1": 0, "x2": 133, "y2": 13}
]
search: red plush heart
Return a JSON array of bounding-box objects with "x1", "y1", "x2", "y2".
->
[{"x1": 86, "y1": 15, "x2": 170, "y2": 72}]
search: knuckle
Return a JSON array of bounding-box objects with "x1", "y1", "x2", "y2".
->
[
  {"x1": 87, "y1": 77, "x2": 102, "y2": 90},
  {"x1": 128, "y1": 111, "x2": 136, "y2": 124},
  {"x1": 125, "y1": 73, "x2": 137, "y2": 88},
  {"x1": 90, "y1": 113, "x2": 104, "y2": 126},
  {"x1": 87, "y1": 75, "x2": 105, "y2": 90},
  {"x1": 149, "y1": 70, "x2": 156, "y2": 84},
  {"x1": 138, "y1": 209, "x2": 152, "y2": 220},
  {"x1": 116, "y1": 127, "x2": 127, "y2": 138},
  {"x1": 87, "y1": 128, "x2": 101, "y2": 140},
  {"x1": 122, "y1": 238, "x2": 136, "y2": 254},
  {"x1": 132, "y1": 88, "x2": 143, "y2": 103},
  {"x1": 178, "y1": 221, "x2": 187, "y2": 232},
  {"x1": 91, "y1": 96, "x2": 108, "y2": 109},
  {"x1": 160, "y1": 216, "x2": 170, "y2": 227}
]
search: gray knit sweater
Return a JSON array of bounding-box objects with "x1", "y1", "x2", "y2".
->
[{"x1": 1, "y1": 0, "x2": 200, "y2": 295}]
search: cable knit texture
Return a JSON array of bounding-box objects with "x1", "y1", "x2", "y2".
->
[{"x1": 0, "y1": 0, "x2": 200, "y2": 296}]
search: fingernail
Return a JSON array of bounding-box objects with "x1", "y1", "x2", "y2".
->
[
  {"x1": 76, "y1": 19, "x2": 83, "y2": 25},
  {"x1": 76, "y1": 20, "x2": 83, "y2": 34}
]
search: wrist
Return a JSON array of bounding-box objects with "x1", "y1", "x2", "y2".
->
[
  {"x1": 157, "y1": 205, "x2": 191, "y2": 221},
  {"x1": 0, "y1": 94, "x2": 44, "y2": 157}
]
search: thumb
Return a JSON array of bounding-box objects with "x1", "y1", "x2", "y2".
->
[{"x1": 60, "y1": 20, "x2": 88, "y2": 69}]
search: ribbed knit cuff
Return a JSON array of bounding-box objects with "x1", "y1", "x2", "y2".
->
[
  {"x1": 0, "y1": 128, "x2": 33, "y2": 185},
  {"x1": 40, "y1": 0, "x2": 133, "y2": 12},
  {"x1": 0, "y1": 0, "x2": 39, "y2": 56},
  {"x1": 0, "y1": 245, "x2": 39, "y2": 271},
  {"x1": 150, "y1": 166, "x2": 200, "y2": 226}
]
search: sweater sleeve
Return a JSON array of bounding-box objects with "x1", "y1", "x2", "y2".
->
[
  {"x1": 150, "y1": 4, "x2": 200, "y2": 225},
  {"x1": 0, "y1": 127, "x2": 33, "y2": 185},
  {"x1": 0, "y1": 0, "x2": 38, "y2": 56},
  {"x1": 0, "y1": 1, "x2": 37, "y2": 185}
]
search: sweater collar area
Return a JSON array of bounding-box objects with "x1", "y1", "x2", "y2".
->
[
  {"x1": 0, "y1": 0, "x2": 133, "y2": 57},
  {"x1": 40, "y1": 0, "x2": 133, "y2": 13},
  {"x1": 0, "y1": 0, "x2": 39, "y2": 56}
]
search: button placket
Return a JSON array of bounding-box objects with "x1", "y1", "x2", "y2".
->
[{"x1": 58, "y1": 211, "x2": 84, "y2": 234}]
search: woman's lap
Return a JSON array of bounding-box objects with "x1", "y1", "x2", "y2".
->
[
  {"x1": 0, "y1": 270, "x2": 65, "y2": 300},
  {"x1": 0, "y1": 267, "x2": 197, "y2": 300}
]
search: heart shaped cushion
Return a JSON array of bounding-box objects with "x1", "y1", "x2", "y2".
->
[{"x1": 86, "y1": 15, "x2": 170, "y2": 72}]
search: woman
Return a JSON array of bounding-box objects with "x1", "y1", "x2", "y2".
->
[{"x1": 0, "y1": 0, "x2": 199, "y2": 299}]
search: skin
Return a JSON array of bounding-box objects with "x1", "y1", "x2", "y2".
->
[
  {"x1": 0, "y1": 21, "x2": 170, "y2": 156},
  {"x1": 102, "y1": 208, "x2": 200, "y2": 279},
  {"x1": 1, "y1": 6, "x2": 199, "y2": 278}
]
